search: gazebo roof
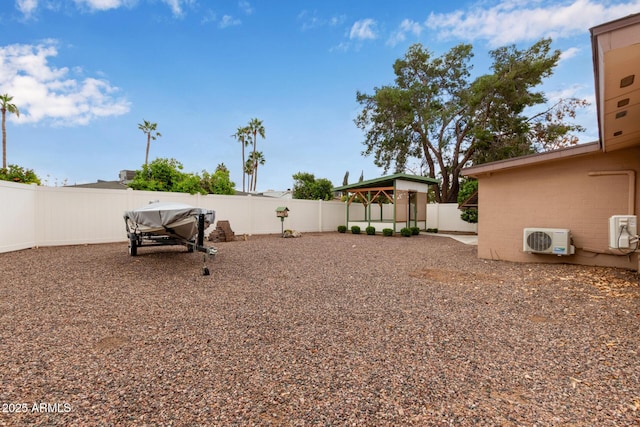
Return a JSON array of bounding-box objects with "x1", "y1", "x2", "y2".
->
[{"x1": 333, "y1": 173, "x2": 439, "y2": 192}]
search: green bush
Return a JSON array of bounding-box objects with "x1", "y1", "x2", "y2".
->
[
  {"x1": 410, "y1": 226, "x2": 420, "y2": 235},
  {"x1": 426, "y1": 228, "x2": 438, "y2": 233},
  {"x1": 351, "y1": 225, "x2": 361, "y2": 234},
  {"x1": 461, "y1": 209, "x2": 478, "y2": 223},
  {"x1": 400, "y1": 227, "x2": 412, "y2": 237},
  {"x1": 0, "y1": 164, "x2": 41, "y2": 185},
  {"x1": 458, "y1": 179, "x2": 478, "y2": 224},
  {"x1": 365, "y1": 226, "x2": 376, "y2": 235},
  {"x1": 337, "y1": 225, "x2": 347, "y2": 233},
  {"x1": 382, "y1": 228, "x2": 393, "y2": 236}
]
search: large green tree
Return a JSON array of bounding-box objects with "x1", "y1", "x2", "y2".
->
[
  {"x1": 292, "y1": 172, "x2": 334, "y2": 200},
  {"x1": 355, "y1": 39, "x2": 586, "y2": 203},
  {"x1": 201, "y1": 163, "x2": 236, "y2": 195},
  {"x1": 1, "y1": 93, "x2": 20, "y2": 169},
  {"x1": 129, "y1": 158, "x2": 235, "y2": 195},
  {"x1": 138, "y1": 120, "x2": 161, "y2": 165},
  {"x1": 129, "y1": 158, "x2": 196, "y2": 193}
]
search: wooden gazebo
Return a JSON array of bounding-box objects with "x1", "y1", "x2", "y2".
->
[{"x1": 333, "y1": 173, "x2": 440, "y2": 233}]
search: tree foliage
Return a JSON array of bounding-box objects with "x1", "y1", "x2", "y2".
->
[
  {"x1": 138, "y1": 120, "x2": 161, "y2": 165},
  {"x1": 232, "y1": 126, "x2": 251, "y2": 192},
  {"x1": 0, "y1": 164, "x2": 40, "y2": 185},
  {"x1": 201, "y1": 163, "x2": 236, "y2": 195},
  {"x1": 292, "y1": 172, "x2": 334, "y2": 200},
  {"x1": 355, "y1": 38, "x2": 587, "y2": 203},
  {"x1": 128, "y1": 158, "x2": 235, "y2": 195},
  {"x1": 246, "y1": 118, "x2": 266, "y2": 192},
  {"x1": 457, "y1": 179, "x2": 478, "y2": 223}
]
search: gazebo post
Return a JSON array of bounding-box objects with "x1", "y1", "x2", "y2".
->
[
  {"x1": 367, "y1": 190, "x2": 372, "y2": 227},
  {"x1": 345, "y1": 194, "x2": 350, "y2": 229}
]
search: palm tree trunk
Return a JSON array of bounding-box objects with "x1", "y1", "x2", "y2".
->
[
  {"x1": 252, "y1": 130, "x2": 257, "y2": 192},
  {"x1": 145, "y1": 134, "x2": 151, "y2": 165},
  {"x1": 2, "y1": 110, "x2": 6, "y2": 169},
  {"x1": 241, "y1": 142, "x2": 245, "y2": 192},
  {"x1": 254, "y1": 164, "x2": 259, "y2": 191}
]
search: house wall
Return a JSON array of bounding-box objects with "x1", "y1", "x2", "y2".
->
[{"x1": 475, "y1": 146, "x2": 640, "y2": 269}]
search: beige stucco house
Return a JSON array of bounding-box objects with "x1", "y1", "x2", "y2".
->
[{"x1": 462, "y1": 13, "x2": 640, "y2": 270}]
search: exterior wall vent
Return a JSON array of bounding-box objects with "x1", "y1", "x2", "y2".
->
[
  {"x1": 620, "y1": 75, "x2": 635, "y2": 88},
  {"x1": 523, "y1": 228, "x2": 574, "y2": 256}
]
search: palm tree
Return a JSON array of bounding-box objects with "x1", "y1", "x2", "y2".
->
[
  {"x1": 1, "y1": 94, "x2": 20, "y2": 169},
  {"x1": 247, "y1": 151, "x2": 265, "y2": 192},
  {"x1": 247, "y1": 118, "x2": 265, "y2": 191},
  {"x1": 138, "y1": 120, "x2": 161, "y2": 165},
  {"x1": 232, "y1": 126, "x2": 251, "y2": 192},
  {"x1": 244, "y1": 159, "x2": 254, "y2": 191}
]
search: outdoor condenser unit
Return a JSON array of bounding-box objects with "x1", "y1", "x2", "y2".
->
[{"x1": 523, "y1": 228, "x2": 574, "y2": 255}]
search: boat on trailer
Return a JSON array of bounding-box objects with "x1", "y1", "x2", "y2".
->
[{"x1": 124, "y1": 201, "x2": 218, "y2": 274}]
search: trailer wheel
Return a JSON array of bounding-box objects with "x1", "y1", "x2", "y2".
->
[{"x1": 128, "y1": 238, "x2": 138, "y2": 256}]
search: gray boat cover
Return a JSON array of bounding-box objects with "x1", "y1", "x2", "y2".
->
[{"x1": 125, "y1": 202, "x2": 215, "y2": 236}]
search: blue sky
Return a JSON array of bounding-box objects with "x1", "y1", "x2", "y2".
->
[{"x1": 1, "y1": 0, "x2": 639, "y2": 189}]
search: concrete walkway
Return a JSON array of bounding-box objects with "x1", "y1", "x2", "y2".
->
[{"x1": 424, "y1": 232, "x2": 478, "y2": 245}]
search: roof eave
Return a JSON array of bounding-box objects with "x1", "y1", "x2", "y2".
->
[
  {"x1": 333, "y1": 173, "x2": 440, "y2": 192},
  {"x1": 462, "y1": 142, "x2": 601, "y2": 177}
]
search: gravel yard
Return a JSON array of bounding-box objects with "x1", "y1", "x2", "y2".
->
[{"x1": 1, "y1": 232, "x2": 639, "y2": 426}]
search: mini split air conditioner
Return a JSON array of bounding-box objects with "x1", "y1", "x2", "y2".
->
[{"x1": 523, "y1": 228, "x2": 575, "y2": 256}]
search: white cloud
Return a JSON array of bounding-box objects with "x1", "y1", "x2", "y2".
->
[
  {"x1": 0, "y1": 41, "x2": 130, "y2": 126},
  {"x1": 329, "y1": 42, "x2": 350, "y2": 53},
  {"x1": 239, "y1": 0, "x2": 253, "y2": 15},
  {"x1": 349, "y1": 18, "x2": 377, "y2": 40},
  {"x1": 560, "y1": 46, "x2": 580, "y2": 62},
  {"x1": 201, "y1": 9, "x2": 217, "y2": 25},
  {"x1": 425, "y1": 0, "x2": 640, "y2": 47},
  {"x1": 219, "y1": 14, "x2": 241, "y2": 28},
  {"x1": 387, "y1": 19, "x2": 423, "y2": 46},
  {"x1": 160, "y1": 0, "x2": 199, "y2": 17},
  {"x1": 73, "y1": 0, "x2": 131, "y2": 11},
  {"x1": 16, "y1": 0, "x2": 38, "y2": 17},
  {"x1": 17, "y1": 0, "x2": 196, "y2": 16},
  {"x1": 328, "y1": 15, "x2": 345, "y2": 27},
  {"x1": 298, "y1": 10, "x2": 345, "y2": 31}
]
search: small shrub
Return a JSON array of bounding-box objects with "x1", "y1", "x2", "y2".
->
[
  {"x1": 400, "y1": 227, "x2": 412, "y2": 237},
  {"x1": 351, "y1": 225, "x2": 361, "y2": 234},
  {"x1": 382, "y1": 228, "x2": 393, "y2": 236},
  {"x1": 410, "y1": 226, "x2": 420, "y2": 235},
  {"x1": 461, "y1": 209, "x2": 478, "y2": 223},
  {"x1": 365, "y1": 226, "x2": 376, "y2": 235},
  {"x1": 426, "y1": 228, "x2": 438, "y2": 233},
  {"x1": 337, "y1": 225, "x2": 347, "y2": 233}
]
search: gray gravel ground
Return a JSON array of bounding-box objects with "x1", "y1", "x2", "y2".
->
[{"x1": 1, "y1": 232, "x2": 639, "y2": 426}]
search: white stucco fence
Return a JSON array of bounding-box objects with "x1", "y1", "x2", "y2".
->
[{"x1": 0, "y1": 181, "x2": 476, "y2": 253}]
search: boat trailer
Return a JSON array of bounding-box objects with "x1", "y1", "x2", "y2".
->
[{"x1": 124, "y1": 203, "x2": 218, "y2": 275}]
